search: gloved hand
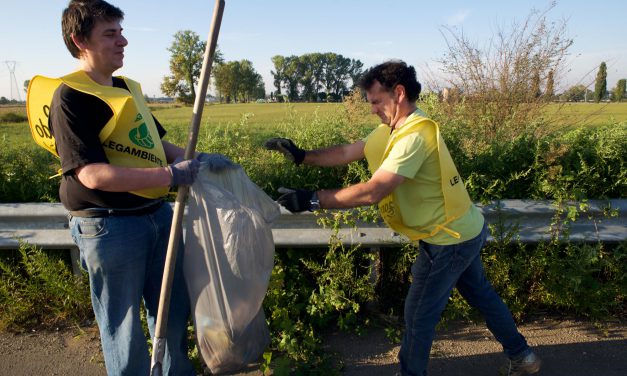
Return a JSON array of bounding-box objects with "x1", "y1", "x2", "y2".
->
[
  {"x1": 197, "y1": 152, "x2": 238, "y2": 172},
  {"x1": 276, "y1": 187, "x2": 315, "y2": 213},
  {"x1": 263, "y1": 138, "x2": 306, "y2": 165},
  {"x1": 168, "y1": 157, "x2": 200, "y2": 187}
]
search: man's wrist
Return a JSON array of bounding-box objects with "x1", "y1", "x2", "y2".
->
[{"x1": 309, "y1": 191, "x2": 320, "y2": 211}]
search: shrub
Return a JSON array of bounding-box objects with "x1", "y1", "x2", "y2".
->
[
  {"x1": 0, "y1": 112, "x2": 27, "y2": 123},
  {"x1": 0, "y1": 243, "x2": 92, "y2": 331},
  {"x1": 427, "y1": 3, "x2": 572, "y2": 147},
  {"x1": 0, "y1": 141, "x2": 60, "y2": 202}
]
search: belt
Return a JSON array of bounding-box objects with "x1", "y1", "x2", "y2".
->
[{"x1": 69, "y1": 200, "x2": 164, "y2": 218}]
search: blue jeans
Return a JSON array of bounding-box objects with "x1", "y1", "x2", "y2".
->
[
  {"x1": 70, "y1": 203, "x2": 195, "y2": 376},
  {"x1": 399, "y1": 223, "x2": 530, "y2": 376}
]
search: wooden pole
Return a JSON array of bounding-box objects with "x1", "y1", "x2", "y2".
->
[{"x1": 150, "y1": 1, "x2": 225, "y2": 374}]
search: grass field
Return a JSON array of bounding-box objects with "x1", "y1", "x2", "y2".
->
[
  {"x1": 2, "y1": 101, "x2": 626, "y2": 147},
  {"x1": 544, "y1": 102, "x2": 627, "y2": 128},
  {"x1": 1, "y1": 102, "x2": 374, "y2": 145}
]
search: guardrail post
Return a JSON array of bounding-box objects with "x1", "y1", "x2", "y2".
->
[{"x1": 69, "y1": 246, "x2": 81, "y2": 276}]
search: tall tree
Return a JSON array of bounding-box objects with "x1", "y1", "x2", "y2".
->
[
  {"x1": 330, "y1": 54, "x2": 352, "y2": 99},
  {"x1": 270, "y1": 55, "x2": 286, "y2": 99},
  {"x1": 282, "y1": 56, "x2": 301, "y2": 101},
  {"x1": 213, "y1": 60, "x2": 265, "y2": 103},
  {"x1": 594, "y1": 61, "x2": 607, "y2": 103},
  {"x1": 299, "y1": 54, "x2": 317, "y2": 102},
  {"x1": 213, "y1": 61, "x2": 237, "y2": 103},
  {"x1": 530, "y1": 70, "x2": 541, "y2": 100},
  {"x1": 161, "y1": 30, "x2": 205, "y2": 104},
  {"x1": 348, "y1": 59, "x2": 364, "y2": 89},
  {"x1": 310, "y1": 53, "x2": 326, "y2": 101},
  {"x1": 271, "y1": 52, "x2": 363, "y2": 102},
  {"x1": 560, "y1": 84, "x2": 589, "y2": 102},
  {"x1": 322, "y1": 53, "x2": 341, "y2": 100},
  {"x1": 544, "y1": 70, "x2": 555, "y2": 100},
  {"x1": 612, "y1": 79, "x2": 625, "y2": 102}
]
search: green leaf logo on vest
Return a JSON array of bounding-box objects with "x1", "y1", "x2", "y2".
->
[{"x1": 129, "y1": 122, "x2": 155, "y2": 149}]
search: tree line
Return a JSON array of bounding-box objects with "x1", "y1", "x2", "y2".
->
[
  {"x1": 559, "y1": 62, "x2": 625, "y2": 103},
  {"x1": 158, "y1": 30, "x2": 624, "y2": 105},
  {"x1": 159, "y1": 30, "x2": 364, "y2": 104},
  {"x1": 270, "y1": 53, "x2": 363, "y2": 102}
]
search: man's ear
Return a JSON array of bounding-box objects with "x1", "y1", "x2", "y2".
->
[
  {"x1": 70, "y1": 33, "x2": 88, "y2": 54},
  {"x1": 394, "y1": 84, "x2": 407, "y2": 102}
]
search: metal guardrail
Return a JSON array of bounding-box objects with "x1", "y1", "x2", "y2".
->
[{"x1": 1, "y1": 200, "x2": 625, "y2": 274}]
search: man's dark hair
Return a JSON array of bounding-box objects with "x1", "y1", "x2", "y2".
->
[
  {"x1": 62, "y1": 0, "x2": 124, "y2": 58},
  {"x1": 359, "y1": 60, "x2": 421, "y2": 102}
]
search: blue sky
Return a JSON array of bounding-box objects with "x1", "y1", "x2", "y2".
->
[{"x1": 1, "y1": 0, "x2": 626, "y2": 100}]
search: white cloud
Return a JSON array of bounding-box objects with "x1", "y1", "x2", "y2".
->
[{"x1": 447, "y1": 10, "x2": 470, "y2": 26}]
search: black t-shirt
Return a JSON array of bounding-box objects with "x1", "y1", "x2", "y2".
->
[{"x1": 49, "y1": 77, "x2": 167, "y2": 211}]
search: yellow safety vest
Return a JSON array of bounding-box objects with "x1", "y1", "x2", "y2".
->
[
  {"x1": 365, "y1": 114, "x2": 472, "y2": 241},
  {"x1": 26, "y1": 71, "x2": 168, "y2": 199}
]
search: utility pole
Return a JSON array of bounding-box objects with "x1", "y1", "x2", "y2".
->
[{"x1": 4, "y1": 60, "x2": 22, "y2": 102}]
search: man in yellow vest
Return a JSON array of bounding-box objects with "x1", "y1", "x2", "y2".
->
[
  {"x1": 28, "y1": 1, "x2": 233, "y2": 374},
  {"x1": 264, "y1": 60, "x2": 541, "y2": 376}
]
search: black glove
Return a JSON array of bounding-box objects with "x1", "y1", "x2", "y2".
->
[
  {"x1": 263, "y1": 138, "x2": 306, "y2": 165},
  {"x1": 197, "y1": 152, "x2": 239, "y2": 172},
  {"x1": 276, "y1": 187, "x2": 315, "y2": 213},
  {"x1": 168, "y1": 157, "x2": 200, "y2": 187}
]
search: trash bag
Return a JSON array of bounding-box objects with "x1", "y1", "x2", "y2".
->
[{"x1": 184, "y1": 165, "x2": 280, "y2": 374}]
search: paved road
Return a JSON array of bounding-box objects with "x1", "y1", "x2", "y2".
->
[
  {"x1": 1, "y1": 318, "x2": 625, "y2": 375},
  {"x1": 323, "y1": 319, "x2": 627, "y2": 376}
]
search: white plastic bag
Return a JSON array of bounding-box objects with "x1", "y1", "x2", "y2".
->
[{"x1": 184, "y1": 165, "x2": 280, "y2": 374}]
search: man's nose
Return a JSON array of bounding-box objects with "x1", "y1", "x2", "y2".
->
[{"x1": 118, "y1": 35, "x2": 128, "y2": 47}]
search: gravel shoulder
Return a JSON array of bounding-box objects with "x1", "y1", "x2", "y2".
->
[{"x1": 1, "y1": 318, "x2": 625, "y2": 375}]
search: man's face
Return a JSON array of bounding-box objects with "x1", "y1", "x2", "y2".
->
[
  {"x1": 366, "y1": 80, "x2": 398, "y2": 126},
  {"x1": 81, "y1": 19, "x2": 127, "y2": 74}
]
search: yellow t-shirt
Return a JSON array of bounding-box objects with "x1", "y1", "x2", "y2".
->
[{"x1": 365, "y1": 111, "x2": 484, "y2": 245}]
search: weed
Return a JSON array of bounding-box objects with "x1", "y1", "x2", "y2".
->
[{"x1": 0, "y1": 242, "x2": 92, "y2": 331}]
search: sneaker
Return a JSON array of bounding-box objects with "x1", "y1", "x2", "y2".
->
[{"x1": 499, "y1": 351, "x2": 542, "y2": 375}]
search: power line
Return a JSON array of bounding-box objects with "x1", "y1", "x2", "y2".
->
[{"x1": 4, "y1": 60, "x2": 22, "y2": 101}]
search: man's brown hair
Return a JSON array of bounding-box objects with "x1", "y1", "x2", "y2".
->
[
  {"x1": 62, "y1": 0, "x2": 124, "y2": 58},
  {"x1": 359, "y1": 60, "x2": 422, "y2": 102}
]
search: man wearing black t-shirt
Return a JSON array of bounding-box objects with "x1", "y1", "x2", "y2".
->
[{"x1": 47, "y1": 1, "x2": 219, "y2": 374}]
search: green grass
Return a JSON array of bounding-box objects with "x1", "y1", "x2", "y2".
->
[
  {"x1": 2, "y1": 102, "x2": 378, "y2": 146},
  {"x1": 5, "y1": 101, "x2": 627, "y2": 143},
  {"x1": 152, "y1": 102, "x2": 346, "y2": 127},
  {"x1": 545, "y1": 102, "x2": 627, "y2": 128}
]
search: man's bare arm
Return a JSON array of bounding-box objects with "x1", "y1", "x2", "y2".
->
[
  {"x1": 317, "y1": 168, "x2": 405, "y2": 208},
  {"x1": 304, "y1": 140, "x2": 366, "y2": 167}
]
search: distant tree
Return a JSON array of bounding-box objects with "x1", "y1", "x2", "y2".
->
[
  {"x1": 213, "y1": 60, "x2": 265, "y2": 103},
  {"x1": 530, "y1": 70, "x2": 541, "y2": 99},
  {"x1": 213, "y1": 61, "x2": 237, "y2": 103},
  {"x1": 309, "y1": 53, "x2": 325, "y2": 100},
  {"x1": 282, "y1": 56, "x2": 301, "y2": 101},
  {"x1": 0, "y1": 96, "x2": 8, "y2": 105},
  {"x1": 237, "y1": 60, "x2": 265, "y2": 102},
  {"x1": 271, "y1": 52, "x2": 363, "y2": 102},
  {"x1": 299, "y1": 54, "x2": 318, "y2": 102},
  {"x1": 23, "y1": 80, "x2": 30, "y2": 94},
  {"x1": 544, "y1": 70, "x2": 555, "y2": 100},
  {"x1": 593, "y1": 62, "x2": 607, "y2": 103},
  {"x1": 270, "y1": 55, "x2": 286, "y2": 100},
  {"x1": 560, "y1": 84, "x2": 589, "y2": 102},
  {"x1": 612, "y1": 79, "x2": 626, "y2": 102},
  {"x1": 348, "y1": 59, "x2": 364, "y2": 90},
  {"x1": 161, "y1": 30, "x2": 212, "y2": 104}
]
